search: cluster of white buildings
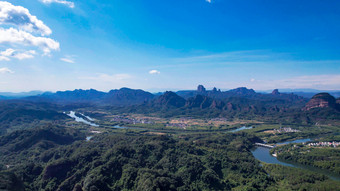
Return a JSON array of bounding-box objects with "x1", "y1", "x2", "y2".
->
[
  {"x1": 308, "y1": 141, "x2": 340, "y2": 147},
  {"x1": 274, "y1": 127, "x2": 300, "y2": 133}
]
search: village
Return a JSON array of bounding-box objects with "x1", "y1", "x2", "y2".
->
[
  {"x1": 274, "y1": 127, "x2": 300, "y2": 133},
  {"x1": 307, "y1": 141, "x2": 340, "y2": 148}
]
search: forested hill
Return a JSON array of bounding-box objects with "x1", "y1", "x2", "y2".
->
[
  {"x1": 1, "y1": 128, "x2": 339, "y2": 191},
  {"x1": 0, "y1": 101, "x2": 67, "y2": 135}
]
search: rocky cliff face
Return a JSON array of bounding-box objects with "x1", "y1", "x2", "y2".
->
[
  {"x1": 303, "y1": 93, "x2": 338, "y2": 111},
  {"x1": 185, "y1": 95, "x2": 224, "y2": 109}
]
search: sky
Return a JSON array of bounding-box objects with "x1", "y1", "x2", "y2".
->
[{"x1": 0, "y1": 0, "x2": 340, "y2": 92}]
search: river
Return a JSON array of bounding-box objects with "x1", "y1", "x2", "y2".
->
[
  {"x1": 112, "y1": 125, "x2": 254, "y2": 132},
  {"x1": 230, "y1": 126, "x2": 253, "y2": 132},
  {"x1": 66, "y1": 111, "x2": 99, "y2": 127},
  {"x1": 251, "y1": 139, "x2": 340, "y2": 181}
]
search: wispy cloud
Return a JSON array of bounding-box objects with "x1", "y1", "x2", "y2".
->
[
  {"x1": 206, "y1": 0, "x2": 212, "y2": 3},
  {"x1": 277, "y1": 75, "x2": 340, "y2": 89},
  {"x1": 150, "y1": 50, "x2": 289, "y2": 69},
  {"x1": 14, "y1": 50, "x2": 36, "y2": 60},
  {"x1": 0, "y1": 48, "x2": 36, "y2": 61},
  {"x1": 40, "y1": 0, "x2": 75, "y2": 8},
  {"x1": 247, "y1": 74, "x2": 340, "y2": 90},
  {"x1": 79, "y1": 73, "x2": 132, "y2": 82},
  {"x1": 149, "y1": 70, "x2": 160, "y2": 74},
  {"x1": 174, "y1": 50, "x2": 283, "y2": 64},
  {"x1": 0, "y1": 67, "x2": 14, "y2": 74},
  {"x1": 60, "y1": 56, "x2": 75, "y2": 63},
  {"x1": 0, "y1": 2, "x2": 59, "y2": 56}
]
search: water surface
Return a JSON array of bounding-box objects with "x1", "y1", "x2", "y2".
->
[
  {"x1": 67, "y1": 111, "x2": 99, "y2": 127},
  {"x1": 276, "y1": 138, "x2": 311, "y2": 145},
  {"x1": 230, "y1": 126, "x2": 253, "y2": 132},
  {"x1": 251, "y1": 139, "x2": 340, "y2": 181}
]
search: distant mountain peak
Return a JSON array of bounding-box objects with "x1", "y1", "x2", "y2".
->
[
  {"x1": 271, "y1": 89, "x2": 280, "y2": 95},
  {"x1": 153, "y1": 91, "x2": 186, "y2": 108},
  {"x1": 197, "y1": 85, "x2": 206, "y2": 92},
  {"x1": 229, "y1": 87, "x2": 256, "y2": 95}
]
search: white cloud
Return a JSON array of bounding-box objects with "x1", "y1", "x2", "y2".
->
[
  {"x1": 0, "y1": 2, "x2": 59, "y2": 57},
  {"x1": 0, "y1": 48, "x2": 36, "y2": 60},
  {"x1": 60, "y1": 57, "x2": 75, "y2": 63},
  {"x1": 206, "y1": 0, "x2": 212, "y2": 3},
  {"x1": 0, "y1": 1, "x2": 52, "y2": 36},
  {"x1": 250, "y1": 78, "x2": 255, "y2": 82},
  {"x1": 0, "y1": 55, "x2": 9, "y2": 61},
  {"x1": 40, "y1": 0, "x2": 75, "y2": 8},
  {"x1": 0, "y1": 48, "x2": 14, "y2": 57},
  {"x1": 0, "y1": 27, "x2": 59, "y2": 54},
  {"x1": 14, "y1": 50, "x2": 36, "y2": 60},
  {"x1": 0, "y1": 67, "x2": 13, "y2": 74},
  {"x1": 149, "y1": 70, "x2": 160, "y2": 74}
]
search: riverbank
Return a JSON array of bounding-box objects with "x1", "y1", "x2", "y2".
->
[{"x1": 251, "y1": 138, "x2": 340, "y2": 181}]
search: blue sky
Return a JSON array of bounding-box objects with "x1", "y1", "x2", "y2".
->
[{"x1": 0, "y1": 0, "x2": 340, "y2": 92}]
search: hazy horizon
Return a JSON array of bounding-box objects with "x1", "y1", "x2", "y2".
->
[{"x1": 1, "y1": 86, "x2": 340, "y2": 95}]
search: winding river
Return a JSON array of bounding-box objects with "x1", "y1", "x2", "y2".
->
[
  {"x1": 251, "y1": 139, "x2": 340, "y2": 181},
  {"x1": 66, "y1": 111, "x2": 99, "y2": 127}
]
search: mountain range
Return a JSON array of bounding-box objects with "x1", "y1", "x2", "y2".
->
[
  {"x1": 0, "y1": 85, "x2": 339, "y2": 129},
  {"x1": 24, "y1": 88, "x2": 155, "y2": 106},
  {"x1": 14, "y1": 85, "x2": 309, "y2": 107},
  {"x1": 1, "y1": 85, "x2": 338, "y2": 113}
]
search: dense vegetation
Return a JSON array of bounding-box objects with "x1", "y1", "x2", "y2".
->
[
  {"x1": 0, "y1": 128, "x2": 267, "y2": 190},
  {"x1": 272, "y1": 144, "x2": 340, "y2": 174},
  {"x1": 262, "y1": 164, "x2": 340, "y2": 190},
  {"x1": 1, "y1": 127, "x2": 339, "y2": 191},
  {"x1": 0, "y1": 101, "x2": 66, "y2": 135}
]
